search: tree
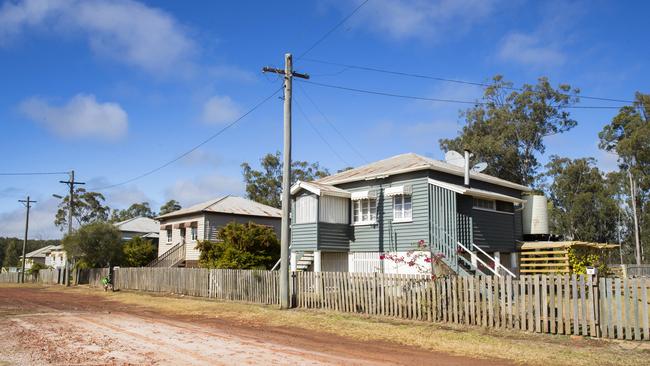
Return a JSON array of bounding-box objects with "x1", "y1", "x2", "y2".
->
[
  {"x1": 122, "y1": 236, "x2": 157, "y2": 267},
  {"x1": 54, "y1": 188, "x2": 110, "y2": 231},
  {"x1": 440, "y1": 75, "x2": 579, "y2": 187},
  {"x1": 196, "y1": 222, "x2": 280, "y2": 269},
  {"x1": 0, "y1": 237, "x2": 58, "y2": 268},
  {"x1": 110, "y1": 202, "x2": 156, "y2": 222},
  {"x1": 159, "y1": 200, "x2": 182, "y2": 215},
  {"x1": 599, "y1": 92, "x2": 650, "y2": 263},
  {"x1": 544, "y1": 156, "x2": 618, "y2": 243},
  {"x1": 62, "y1": 222, "x2": 123, "y2": 268},
  {"x1": 241, "y1": 151, "x2": 329, "y2": 208}
]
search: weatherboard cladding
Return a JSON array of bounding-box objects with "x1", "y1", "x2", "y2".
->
[
  {"x1": 317, "y1": 223, "x2": 351, "y2": 251},
  {"x1": 291, "y1": 223, "x2": 318, "y2": 251},
  {"x1": 472, "y1": 209, "x2": 517, "y2": 252},
  {"x1": 339, "y1": 172, "x2": 430, "y2": 253}
]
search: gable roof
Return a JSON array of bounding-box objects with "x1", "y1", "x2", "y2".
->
[
  {"x1": 157, "y1": 195, "x2": 282, "y2": 220},
  {"x1": 316, "y1": 153, "x2": 531, "y2": 192},
  {"x1": 25, "y1": 245, "x2": 56, "y2": 259},
  {"x1": 290, "y1": 181, "x2": 351, "y2": 198},
  {"x1": 114, "y1": 217, "x2": 159, "y2": 234}
]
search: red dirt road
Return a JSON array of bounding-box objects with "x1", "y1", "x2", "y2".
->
[{"x1": 0, "y1": 286, "x2": 509, "y2": 365}]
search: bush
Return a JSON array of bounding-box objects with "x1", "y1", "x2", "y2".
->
[
  {"x1": 27, "y1": 262, "x2": 49, "y2": 276},
  {"x1": 123, "y1": 236, "x2": 157, "y2": 267},
  {"x1": 196, "y1": 222, "x2": 279, "y2": 269},
  {"x1": 62, "y1": 222, "x2": 123, "y2": 268}
]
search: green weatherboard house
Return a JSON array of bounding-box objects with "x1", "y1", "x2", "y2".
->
[{"x1": 289, "y1": 153, "x2": 531, "y2": 277}]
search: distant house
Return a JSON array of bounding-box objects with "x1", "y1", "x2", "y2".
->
[
  {"x1": 43, "y1": 245, "x2": 67, "y2": 270},
  {"x1": 24, "y1": 245, "x2": 56, "y2": 270},
  {"x1": 114, "y1": 217, "x2": 160, "y2": 243},
  {"x1": 152, "y1": 196, "x2": 282, "y2": 268},
  {"x1": 290, "y1": 153, "x2": 531, "y2": 277}
]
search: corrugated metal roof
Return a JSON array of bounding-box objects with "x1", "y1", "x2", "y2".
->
[
  {"x1": 115, "y1": 217, "x2": 159, "y2": 234},
  {"x1": 316, "y1": 152, "x2": 531, "y2": 192},
  {"x1": 157, "y1": 195, "x2": 282, "y2": 220},
  {"x1": 25, "y1": 245, "x2": 56, "y2": 258},
  {"x1": 290, "y1": 181, "x2": 351, "y2": 197}
]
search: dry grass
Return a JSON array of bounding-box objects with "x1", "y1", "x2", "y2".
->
[{"x1": 41, "y1": 286, "x2": 650, "y2": 366}]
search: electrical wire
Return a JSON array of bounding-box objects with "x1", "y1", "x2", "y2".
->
[
  {"x1": 89, "y1": 86, "x2": 283, "y2": 191},
  {"x1": 294, "y1": 98, "x2": 352, "y2": 167},
  {"x1": 297, "y1": 0, "x2": 370, "y2": 59},
  {"x1": 296, "y1": 84, "x2": 369, "y2": 164},
  {"x1": 297, "y1": 79, "x2": 626, "y2": 109},
  {"x1": 300, "y1": 58, "x2": 635, "y2": 104}
]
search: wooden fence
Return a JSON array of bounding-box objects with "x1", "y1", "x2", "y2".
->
[
  {"x1": 0, "y1": 272, "x2": 24, "y2": 283},
  {"x1": 208, "y1": 269, "x2": 279, "y2": 305},
  {"x1": 294, "y1": 272, "x2": 650, "y2": 341}
]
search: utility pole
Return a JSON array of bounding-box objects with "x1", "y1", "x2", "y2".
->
[
  {"x1": 628, "y1": 170, "x2": 642, "y2": 265},
  {"x1": 262, "y1": 54, "x2": 309, "y2": 309},
  {"x1": 18, "y1": 196, "x2": 36, "y2": 284},
  {"x1": 60, "y1": 170, "x2": 85, "y2": 286}
]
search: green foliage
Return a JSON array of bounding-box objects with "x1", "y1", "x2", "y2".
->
[
  {"x1": 544, "y1": 156, "x2": 618, "y2": 243},
  {"x1": 123, "y1": 236, "x2": 157, "y2": 267},
  {"x1": 440, "y1": 75, "x2": 579, "y2": 187},
  {"x1": 62, "y1": 222, "x2": 123, "y2": 268},
  {"x1": 567, "y1": 247, "x2": 609, "y2": 275},
  {"x1": 54, "y1": 188, "x2": 110, "y2": 231},
  {"x1": 27, "y1": 262, "x2": 49, "y2": 276},
  {"x1": 159, "y1": 200, "x2": 182, "y2": 215},
  {"x1": 110, "y1": 202, "x2": 156, "y2": 222},
  {"x1": 241, "y1": 151, "x2": 329, "y2": 208},
  {"x1": 196, "y1": 222, "x2": 280, "y2": 269}
]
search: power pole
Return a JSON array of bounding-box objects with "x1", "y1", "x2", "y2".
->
[
  {"x1": 60, "y1": 170, "x2": 85, "y2": 286},
  {"x1": 263, "y1": 54, "x2": 309, "y2": 309},
  {"x1": 18, "y1": 196, "x2": 36, "y2": 284},
  {"x1": 628, "y1": 170, "x2": 642, "y2": 265}
]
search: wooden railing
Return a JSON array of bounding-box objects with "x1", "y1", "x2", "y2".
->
[{"x1": 147, "y1": 242, "x2": 186, "y2": 268}]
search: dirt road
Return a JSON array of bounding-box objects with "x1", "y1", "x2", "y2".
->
[{"x1": 0, "y1": 286, "x2": 508, "y2": 365}]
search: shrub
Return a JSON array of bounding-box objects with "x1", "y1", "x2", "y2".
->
[{"x1": 123, "y1": 236, "x2": 157, "y2": 267}]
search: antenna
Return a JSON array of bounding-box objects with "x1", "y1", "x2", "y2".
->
[
  {"x1": 471, "y1": 162, "x2": 488, "y2": 173},
  {"x1": 445, "y1": 150, "x2": 465, "y2": 168}
]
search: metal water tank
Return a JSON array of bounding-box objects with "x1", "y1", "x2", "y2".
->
[{"x1": 523, "y1": 195, "x2": 549, "y2": 235}]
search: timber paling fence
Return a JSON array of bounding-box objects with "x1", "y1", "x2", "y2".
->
[{"x1": 0, "y1": 269, "x2": 62, "y2": 284}]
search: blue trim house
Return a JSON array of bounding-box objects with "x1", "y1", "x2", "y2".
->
[{"x1": 289, "y1": 153, "x2": 531, "y2": 277}]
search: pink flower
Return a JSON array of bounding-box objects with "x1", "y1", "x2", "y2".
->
[
  {"x1": 424, "y1": 257, "x2": 432, "y2": 263},
  {"x1": 418, "y1": 239, "x2": 425, "y2": 245},
  {"x1": 408, "y1": 261, "x2": 415, "y2": 267},
  {"x1": 379, "y1": 254, "x2": 385, "y2": 260}
]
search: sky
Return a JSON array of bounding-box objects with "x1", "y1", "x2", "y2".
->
[{"x1": 0, "y1": 0, "x2": 648, "y2": 239}]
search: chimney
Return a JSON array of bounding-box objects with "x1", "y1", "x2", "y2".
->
[{"x1": 464, "y1": 150, "x2": 471, "y2": 186}]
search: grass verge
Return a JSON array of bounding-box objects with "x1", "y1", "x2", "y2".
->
[{"x1": 43, "y1": 286, "x2": 650, "y2": 366}]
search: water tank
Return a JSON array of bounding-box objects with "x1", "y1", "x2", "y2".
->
[{"x1": 523, "y1": 195, "x2": 549, "y2": 235}]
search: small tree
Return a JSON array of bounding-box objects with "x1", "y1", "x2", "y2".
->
[
  {"x1": 63, "y1": 222, "x2": 123, "y2": 268},
  {"x1": 196, "y1": 222, "x2": 279, "y2": 269},
  {"x1": 27, "y1": 262, "x2": 49, "y2": 276},
  {"x1": 123, "y1": 236, "x2": 157, "y2": 267}
]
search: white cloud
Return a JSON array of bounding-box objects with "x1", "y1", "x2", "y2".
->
[
  {"x1": 497, "y1": 32, "x2": 566, "y2": 67},
  {"x1": 181, "y1": 149, "x2": 223, "y2": 167},
  {"x1": 20, "y1": 94, "x2": 128, "y2": 141},
  {"x1": 331, "y1": 0, "x2": 498, "y2": 40},
  {"x1": 201, "y1": 95, "x2": 241, "y2": 124},
  {"x1": 165, "y1": 174, "x2": 244, "y2": 207},
  {"x1": 0, "y1": 0, "x2": 197, "y2": 75},
  {"x1": 0, "y1": 198, "x2": 62, "y2": 239}
]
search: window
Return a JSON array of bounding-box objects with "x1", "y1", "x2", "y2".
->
[
  {"x1": 190, "y1": 227, "x2": 197, "y2": 241},
  {"x1": 393, "y1": 195, "x2": 412, "y2": 221},
  {"x1": 353, "y1": 198, "x2": 377, "y2": 224},
  {"x1": 166, "y1": 229, "x2": 172, "y2": 243},
  {"x1": 180, "y1": 228, "x2": 186, "y2": 243},
  {"x1": 473, "y1": 198, "x2": 496, "y2": 210}
]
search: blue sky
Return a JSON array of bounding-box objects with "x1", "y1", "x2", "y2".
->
[{"x1": 0, "y1": 0, "x2": 648, "y2": 239}]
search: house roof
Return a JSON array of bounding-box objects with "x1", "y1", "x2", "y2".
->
[
  {"x1": 316, "y1": 153, "x2": 531, "y2": 192},
  {"x1": 428, "y1": 178, "x2": 525, "y2": 204},
  {"x1": 25, "y1": 245, "x2": 56, "y2": 259},
  {"x1": 290, "y1": 181, "x2": 351, "y2": 198},
  {"x1": 157, "y1": 195, "x2": 282, "y2": 220},
  {"x1": 114, "y1": 216, "x2": 159, "y2": 234}
]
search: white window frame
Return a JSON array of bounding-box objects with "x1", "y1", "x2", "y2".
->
[
  {"x1": 393, "y1": 194, "x2": 412, "y2": 223},
  {"x1": 473, "y1": 198, "x2": 496, "y2": 210},
  {"x1": 190, "y1": 226, "x2": 197, "y2": 241},
  {"x1": 352, "y1": 198, "x2": 377, "y2": 225},
  {"x1": 166, "y1": 229, "x2": 172, "y2": 243}
]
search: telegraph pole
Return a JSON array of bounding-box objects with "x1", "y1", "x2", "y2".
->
[
  {"x1": 60, "y1": 170, "x2": 85, "y2": 286},
  {"x1": 18, "y1": 196, "x2": 36, "y2": 284},
  {"x1": 263, "y1": 54, "x2": 309, "y2": 309}
]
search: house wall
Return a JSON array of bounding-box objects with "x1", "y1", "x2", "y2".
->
[
  {"x1": 321, "y1": 252, "x2": 349, "y2": 272},
  {"x1": 427, "y1": 170, "x2": 522, "y2": 198},
  {"x1": 338, "y1": 171, "x2": 431, "y2": 253},
  {"x1": 472, "y1": 209, "x2": 517, "y2": 252},
  {"x1": 291, "y1": 223, "x2": 318, "y2": 251},
  {"x1": 319, "y1": 195, "x2": 348, "y2": 224},
  {"x1": 295, "y1": 193, "x2": 317, "y2": 223},
  {"x1": 158, "y1": 214, "x2": 205, "y2": 260},
  {"x1": 318, "y1": 223, "x2": 350, "y2": 251}
]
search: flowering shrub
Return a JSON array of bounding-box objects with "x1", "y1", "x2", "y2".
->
[{"x1": 379, "y1": 239, "x2": 445, "y2": 279}]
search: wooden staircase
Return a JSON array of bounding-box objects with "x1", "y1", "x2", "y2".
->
[{"x1": 147, "y1": 242, "x2": 186, "y2": 268}]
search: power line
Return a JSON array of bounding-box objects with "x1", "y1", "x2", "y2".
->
[
  {"x1": 298, "y1": 0, "x2": 370, "y2": 59},
  {"x1": 296, "y1": 84, "x2": 369, "y2": 164},
  {"x1": 90, "y1": 86, "x2": 283, "y2": 191},
  {"x1": 294, "y1": 97, "x2": 351, "y2": 167},
  {"x1": 0, "y1": 172, "x2": 68, "y2": 176},
  {"x1": 300, "y1": 58, "x2": 635, "y2": 104},
  {"x1": 298, "y1": 79, "x2": 626, "y2": 109}
]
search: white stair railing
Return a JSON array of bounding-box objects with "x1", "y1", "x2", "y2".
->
[
  {"x1": 471, "y1": 243, "x2": 517, "y2": 278},
  {"x1": 457, "y1": 241, "x2": 500, "y2": 277}
]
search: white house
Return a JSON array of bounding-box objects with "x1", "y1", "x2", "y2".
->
[
  {"x1": 153, "y1": 196, "x2": 281, "y2": 267},
  {"x1": 24, "y1": 245, "x2": 56, "y2": 270},
  {"x1": 44, "y1": 245, "x2": 67, "y2": 269}
]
